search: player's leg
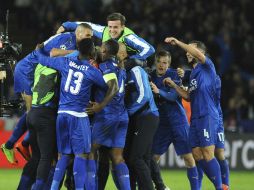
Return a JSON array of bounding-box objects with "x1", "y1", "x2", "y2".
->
[
  {"x1": 110, "y1": 147, "x2": 130, "y2": 190},
  {"x1": 51, "y1": 154, "x2": 72, "y2": 190},
  {"x1": 198, "y1": 116, "x2": 223, "y2": 190},
  {"x1": 181, "y1": 153, "x2": 199, "y2": 190},
  {"x1": 91, "y1": 118, "x2": 114, "y2": 190},
  {"x1": 192, "y1": 147, "x2": 204, "y2": 189},
  {"x1": 86, "y1": 143, "x2": 100, "y2": 190},
  {"x1": 110, "y1": 119, "x2": 130, "y2": 190},
  {"x1": 1, "y1": 112, "x2": 27, "y2": 164},
  {"x1": 128, "y1": 113, "x2": 159, "y2": 190},
  {"x1": 97, "y1": 146, "x2": 110, "y2": 190},
  {"x1": 15, "y1": 132, "x2": 31, "y2": 161},
  {"x1": 124, "y1": 116, "x2": 138, "y2": 190},
  {"x1": 31, "y1": 107, "x2": 57, "y2": 190},
  {"x1": 70, "y1": 116, "x2": 92, "y2": 190},
  {"x1": 151, "y1": 155, "x2": 169, "y2": 190},
  {"x1": 215, "y1": 148, "x2": 229, "y2": 190},
  {"x1": 17, "y1": 111, "x2": 39, "y2": 189},
  {"x1": 64, "y1": 159, "x2": 75, "y2": 190},
  {"x1": 173, "y1": 121, "x2": 199, "y2": 190},
  {"x1": 51, "y1": 114, "x2": 72, "y2": 190},
  {"x1": 215, "y1": 123, "x2": 229, "y2": 190},
  {"x1": 151, "y1": 118, "x2": 172, "y2": 190}
]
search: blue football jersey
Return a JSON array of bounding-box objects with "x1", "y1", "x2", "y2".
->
[
  {"x1": 94, "y1": 59, "x2": 128, "y2": 119},
  {"x1": 189, "y1": 56, "x2": 218, "y2": 119},
  {"x1": 42, "y1": 32, "x2": 76, "y2": 55},
  {"x1": 35, "y1": 51, "x2": 107, "y2": 113},
  {"x1": 125, "y1": 66, "x2": 158, "y2": 116},
  {"x1": 16, "y1": 32, "x2": 77, "y2": 80},
  {"x1": 151, "y1": 69, "x2": 187, "y2": 119}
]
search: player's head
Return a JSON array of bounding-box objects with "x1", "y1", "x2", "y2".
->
[
  {"x1": 77, "y1": 38, "x2": 95, "y2": 59},
  {"x1": 107, "y1": 12, "x2": 126, "y2": 39},
  {"x1": 75, "y1": 23, "x2": 93, "y2": 42},
  {"x1": 186, "y1": 40, "x2": 207, "y2": 65},
  {"x1": 100, "y1": 39, "x2": 119, "y2": 61},
  {"x1": 117, "y1": 42, "x2": 128, "y2": 61},
  {"x1": 155, "y1": 50, "x2": 171, "y2": 76}
]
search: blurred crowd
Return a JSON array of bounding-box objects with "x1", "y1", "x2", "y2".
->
[{"x1": 0, "y1": 0, "x2": 254, "y2": 132}]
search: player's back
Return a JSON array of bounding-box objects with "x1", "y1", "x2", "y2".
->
[
  {"x1": 15, "y1": 32, "x2": 76, "y2": 78},
  {"x1": 94, "y1": 59, "x2": 127, "y2": 119},
  {"x1": 58, "y1": 57, "x2": 106, "y2": 113}
]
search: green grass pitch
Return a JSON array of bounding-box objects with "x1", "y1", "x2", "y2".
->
[{"x1": 0, "y1": 169, "x2": 253, "y2": 189}]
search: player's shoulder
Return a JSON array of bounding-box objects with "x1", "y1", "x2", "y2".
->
[{"x1": 99, "y1": 59, "x2": 117, "y2": 70}]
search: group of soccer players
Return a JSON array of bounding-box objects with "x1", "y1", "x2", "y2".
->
[{"x1": 0, "y1": 12, "x2": 230, "y2": 190}]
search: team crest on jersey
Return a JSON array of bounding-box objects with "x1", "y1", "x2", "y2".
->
[
  {"x1": 189, "y1": 79, "x2": 197, "y2": 92},
  {"x1": 60, "y1": 45, "x2": 67, "y2": 50}
]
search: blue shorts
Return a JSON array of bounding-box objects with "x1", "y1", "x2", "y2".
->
[
  {"x1": 56, "y1": 113, "x2": 91, "y2": 154},
  {"x1": 152, "y1": 117, "x2": 191, "y2": 156},
  {"x1": 189, "y1": 115, "x2": 218, "y2": 148},
  {"x1": 215, "y1": 116, "x2": 225, "y2": 149},
  {"x1": 14, "y1": 59, "x2": 34, "y2": 95},
  {"x1": 92, "y1": 118, "x2": 129, "y2": 148}
]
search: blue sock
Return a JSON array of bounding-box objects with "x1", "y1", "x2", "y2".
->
[
  {"x1": 114, "y1": 162, "x2": 131, "y2": 190},
  {"x1": 86, "y1": 159, "x2": 96, "y2": 190},
  {"x1": 218, "y1": 159, "x2": 229, "y2": 186},
  {"x1": 196, "y1": 160, "x2": 204, "y2": 189},
  {"x1": 22, "y1": 132, "x2": 30, "y2": 147},
  {"x1": 187, "y1": 167, "x2": 199, "y2": 190},
  {"x1": 6, "y1": 112, "x2": 27, "y2": 149},
  {"x1": 51, "y1": 155, "x2": 70, "y2": 190},
  {"x1": 73, "y1": 156, "x2": 87, "y2": 190},
  {"x1": 205, "y1": 158, "x2": 223, "y2": 190},
  {"x1": 112, "y1": 169, "x2": 121, "y2": 189},
  {"x1": 43, "y1": 166, "x2": 55, "y2": 190},
  {"x1": 17, "y1": 175, "x2": 33, "y2": 190},
  {"x1": 31, "y1": 179, "x2": 44, "y2": 190}
]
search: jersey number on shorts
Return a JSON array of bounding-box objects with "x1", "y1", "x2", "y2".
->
[
  {"x1": 64, "y1": 69, "x2": 84, "y2": 95},
  {"x1": 218, "y1": 132, "x2": 224, "y2": 142},
  {"x1": 203, "y1": 129, "x2": 210, "y2": 138}
]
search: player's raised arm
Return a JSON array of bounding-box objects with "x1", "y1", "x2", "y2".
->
[
  {"x1": 165, "y1": 37, "x2": 206, "y2": 64},
  {"x1": 124, "y1": 34, "x2": 155, "y2": 60}
]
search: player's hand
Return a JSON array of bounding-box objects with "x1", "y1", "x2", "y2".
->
[
  {"x1": 86, "y1": 101, "x2": 103, "y2": 114},
  {"x1": 56, "y1": 26, "x2": 65, "y2": 34},
  {"x1": 164, "y1": 37, "x2": 179, "y2": 46},
  {"x1": 177, "y1": 68, "x2": 185, "y2": 78},
  {"x1": 150, "y1": 82, "x2": 159, "y2": 94},
  {"x1": 163, "y1": 77, "x2": 176, "y2": 88},
  {"x1": 50, "y1": 48, "x2": 59, "y2": 57}
]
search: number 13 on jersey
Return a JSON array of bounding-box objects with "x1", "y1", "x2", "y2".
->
[{"x1": 64, "y1": 69, "x2": 84, "y2": 95}]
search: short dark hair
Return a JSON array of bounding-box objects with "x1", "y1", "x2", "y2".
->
[
  {"x1": 77, "y1": 38, "x2": 95, "y2": 57},
  {"x1": 155, "y1": 50, "x2": 171, "y2": 60},
  {"x1": 104, "y1": 39, "x2": 119, "y2": 56},
  {"x1": 189, "y1": 40, "x2": 207, "y2": 54},
  {"x1": 107, "y1": 12, "x2": 126, "y2": 25},
  {"x1": 78, "y1": 23, "x2": 92, "y2": 30}
]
